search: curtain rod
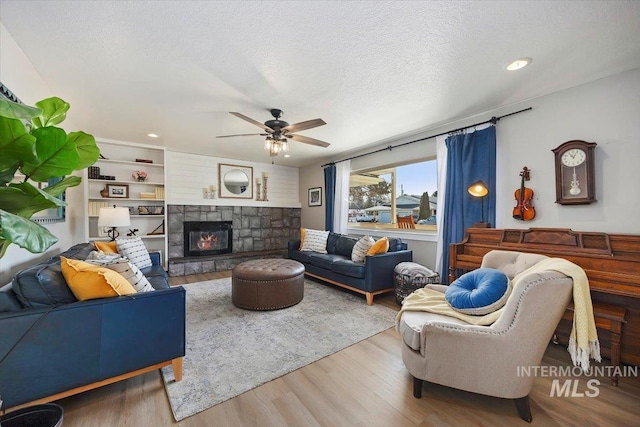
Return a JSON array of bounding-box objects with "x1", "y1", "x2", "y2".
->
[{"x1": 321, "y1": 107, "x2": 532, "y2": 168}]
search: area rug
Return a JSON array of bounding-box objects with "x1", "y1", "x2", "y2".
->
[{"x1": 160, "y1": 278, "x2": 396, "y2": 421}]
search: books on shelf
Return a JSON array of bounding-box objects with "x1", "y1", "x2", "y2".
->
[
  {"x1": 139, "y1": 192, "x2": 156, "y2": 199},
  {"x1": 155, "y1": 186, "x2": 165, "y2": 199},
  {"x1": 88, "y1": 201, "x2": 109, "y2": 216}
]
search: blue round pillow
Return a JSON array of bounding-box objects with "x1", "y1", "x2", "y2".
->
[{"x1": 445, "y1": 268, "x2": 510, "y2": 315}]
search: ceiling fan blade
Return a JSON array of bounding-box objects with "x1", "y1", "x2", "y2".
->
[
  {"x1": 282, "y1": 118, "x2": 326, "y2": 133},
  {"x1": 230, "y1": 112, "x2": 274, "y2": 132},
  {"x1": 216, "y1": 133, "x2": 269, "y2": 138},
  {"x1": 288, "y1": 134, "x2": 330, "y2": 148}
]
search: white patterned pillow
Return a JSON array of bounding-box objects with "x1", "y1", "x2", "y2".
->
[
  {"x1": 85, "y1": 251, "x2": 154, "y2": 292},
  {"x1": 299, "y1": 228, "x2": 329, "y2": 253},
  {"x1": 116, "y1": 237, "x2": 152, "y2": 269},
  {"x1": 351, "y1": 235, "x2": 375, "y2": 262}
]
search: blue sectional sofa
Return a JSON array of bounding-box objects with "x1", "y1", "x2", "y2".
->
[
  {"x1": 288, "y1": 233, "x2": 413, "y2": 304},
  {"x1": 0, "y1": 243, "x2": 185, "y2": 411}
]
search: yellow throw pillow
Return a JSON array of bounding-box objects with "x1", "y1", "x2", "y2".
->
[
  {"x1": 95, "y1": 240, "x2": 118, "y2": 254},
  {"x1": 299, "y1": 228, "x2": 306, "y2": 250},
  {"x1": 367, "y1": 237, "x2": 389, "y2": 256},
  {"x1": 60, "y1": 257, "x2": 137, "y2": 301}
]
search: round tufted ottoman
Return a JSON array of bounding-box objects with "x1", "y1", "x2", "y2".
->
[{"x1": 232, "y1": 259, "x2": 305, "y2": 310}]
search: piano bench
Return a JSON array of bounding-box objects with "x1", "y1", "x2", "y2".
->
[{"x1": 561, "y1": 301, "x2": 627, "y2": 386}]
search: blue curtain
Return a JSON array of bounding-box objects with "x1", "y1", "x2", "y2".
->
[
  {"x1": 441, "y1": 126, "x2": 496, "y2": 282},
  {"x1": 324, "y1": 164, "x2": 336, "y2": 231}
]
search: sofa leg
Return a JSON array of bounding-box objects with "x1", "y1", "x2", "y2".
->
[
  {"x1": 514, "y1": 396, "x2": 532, "y2": 423},
  {"x1": 413, "y1": 376, "x2": 423, "y2": 398},
  {"x1": 366, "y1": 292, "x2": 374, "y2": 305},
  {"x1": 172, "y1": 357, "x2": 183, "y2": 382}
]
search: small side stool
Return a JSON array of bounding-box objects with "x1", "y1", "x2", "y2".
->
[{"x1": 562, "y1": 301, "x2": 626, "y2": 386}]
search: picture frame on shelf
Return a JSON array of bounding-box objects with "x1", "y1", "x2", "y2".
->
[
  {"x1": 308, "y1": 187, "x2": 322, "y2": 207},
  {"x1": 106, "y1": 184, "x2": 129, "y2": 198}
]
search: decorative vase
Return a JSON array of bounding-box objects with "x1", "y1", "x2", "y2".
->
[
  {"x1": 100, "y1": 188, "x2": 109, "y2": 198},
  {"x1": 137, "y1": 177, "x2": 147, "y2": 182}
]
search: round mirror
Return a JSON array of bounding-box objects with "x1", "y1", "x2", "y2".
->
[{"x1": 223, "y1": 169, "x2": 249, "y2": 194}]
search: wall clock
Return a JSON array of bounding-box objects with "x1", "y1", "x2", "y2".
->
[{"x1": 552, "y1": 140, "x2": 597, "y2": 205}]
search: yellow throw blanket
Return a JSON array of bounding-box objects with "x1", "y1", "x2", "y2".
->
[{"x1": 396, "y1": 258, "x2": 601, "y2": 372}]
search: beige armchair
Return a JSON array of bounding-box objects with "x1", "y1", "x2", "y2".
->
[{"x1": 398, "y1": 250, "x2": 573, "y2": 422}]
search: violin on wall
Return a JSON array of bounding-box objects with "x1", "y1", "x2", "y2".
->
[{"x1": 513, "y1": 166, "x2": 535, "y2": 221}]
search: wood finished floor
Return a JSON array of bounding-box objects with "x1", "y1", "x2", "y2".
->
[{"x1": 56, "y1": 271, "x2": 640, "y2": 427}]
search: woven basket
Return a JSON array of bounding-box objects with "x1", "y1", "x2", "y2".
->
[{"x1": 394, "y1": 272, "x2": 440, "y2": 305}]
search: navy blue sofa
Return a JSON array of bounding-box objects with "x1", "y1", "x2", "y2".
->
[
  {"x1": 0, "y1": 243, "x2": 185, "y2": 410},
  {"x1": 288, "y1": 233, "x2": 413, "y2": 305}
]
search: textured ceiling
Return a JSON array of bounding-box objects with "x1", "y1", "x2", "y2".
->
[{"x1": 1, "y1": 1, "x2": 639, "y2": 167}]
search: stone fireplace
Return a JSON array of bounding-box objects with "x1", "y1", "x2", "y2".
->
[
  {"x1": 183, "y1": 221, "x2": 232, "y2": 257},
  {"x1": 167, "y1": 205, "x2": 301, "y2": 276}
]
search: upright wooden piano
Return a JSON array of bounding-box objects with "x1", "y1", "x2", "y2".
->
[{"x1": 449, "y1": 227, "x2": 640, "y2": 366}]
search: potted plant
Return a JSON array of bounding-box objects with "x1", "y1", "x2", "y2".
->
[{"x1": 0, "y1": 96, "x2": 99, "y2": 258}]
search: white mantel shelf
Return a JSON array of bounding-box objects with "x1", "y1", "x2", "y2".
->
[{"x1": 168, "y1": 199, "x2": 302, "y2": 208}]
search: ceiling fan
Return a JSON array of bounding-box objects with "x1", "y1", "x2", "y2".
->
[{"x1": 217, "y1": 109, "x2": 330, "y2": 156}]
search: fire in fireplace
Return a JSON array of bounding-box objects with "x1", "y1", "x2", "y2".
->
[{"x1": 183, "y1": 221, "x2": 232, "y2": 257}]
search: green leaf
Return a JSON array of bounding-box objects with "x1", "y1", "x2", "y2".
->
[
  {"x1": 21, "y1": 127, "x2": 80, "y2": 182},
  {"x1": 0, "y1": 116, "x2": 37, "y2": 170},
  {"x1": 43, "y1": 175, "x2": 81, "y2": 197},
  {"x1": 0, "y1": 209, "x2": 58, "y2": 253},
  {"x1": 0, "y1": 162, "x2": 21, "y2": 186},
  {"x1": 0, "y1": 183, "x2": 64, "y2": 218},
  {"x1": 0, "y1": 97, "x2": 41, "y2": 120},
  {"x1": 31, "y1": 97, "x2": 70, "y2": 128},
  {"x1": 68, "y1": 131, "x2": 100, "y2": 169}
]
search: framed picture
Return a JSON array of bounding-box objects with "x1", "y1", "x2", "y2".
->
[
  {"x1": 218, "y1": 163, "x2": 253, "y2": 199},
  {"x1": 308, "y1": 187, "x2": 322, "y2": 207},
  {"x1": 107, "y1": 184, "x2": 129, "y2": 198}
]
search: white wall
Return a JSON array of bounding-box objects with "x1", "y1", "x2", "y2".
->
[
  {"x1": 0, "y1": 23, "x2": 85, "y2": 284},
  {"x1": 298, "y1": 68, "x2": 640, "y2": 271},
  {"x1": 167, "y1": 151, "x2": 300, "y2": 208},
  {"x1": 299, "y1": 159, "x2": 326, "y2": 230}
]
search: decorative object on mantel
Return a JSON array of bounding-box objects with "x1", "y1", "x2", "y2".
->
[
  {"x1": 219, "y1": 164, "x2": 253, "y2": 199},
  {"x1": 202, "y1": 184, "x2": 217, "y2": 199},
  {"x1": 308, "y1": 187, "x2": 322, "y2": 207},
  {"x1": 262, "y1": 172, "x2": 269, "y2": 201},
  {"x1": 255, "y1": 177, "x2": 262, "y2": 201},
  {"x1": 132, "y1": 170, "x2": 148, "y2": 182}
]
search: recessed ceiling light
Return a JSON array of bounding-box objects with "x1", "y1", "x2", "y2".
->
[
  {"x1": 147, "y1": 133, "x2": 159, "y2": 138},
  {"x1": 284, "y1": 154, "x2": 290, "y2": 158},
  {"x1": 506, "y1": 57, "x2": 532, "y2": 71}
]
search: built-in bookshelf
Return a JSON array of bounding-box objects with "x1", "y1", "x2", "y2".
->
[{"x1": 83, "y1": 139, "x2": 167, "y2": 264}]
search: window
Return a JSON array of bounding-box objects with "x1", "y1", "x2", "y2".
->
[{"x1": 348, "y1": 159, "x2": 437, "y2": 231}]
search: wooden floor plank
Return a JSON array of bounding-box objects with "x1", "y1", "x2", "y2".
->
[{"x1": 49, "y1": 272, "x2": 640, "y2": 426}]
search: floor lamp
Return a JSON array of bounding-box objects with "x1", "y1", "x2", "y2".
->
[
  {"x1": 98, "y1": 206, "x2": 131, "y2": 240},
  {"x1": 468, "y1": 180, "x2": 490, "y2": 228}
]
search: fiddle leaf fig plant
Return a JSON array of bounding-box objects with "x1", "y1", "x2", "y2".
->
[{"x1": 0, "y1": 96, "x2": 99, "y2": 258}]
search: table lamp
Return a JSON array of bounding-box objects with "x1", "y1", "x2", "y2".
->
[{"x1": 98, "y1": 206, "x2": 131, "y2": 240}]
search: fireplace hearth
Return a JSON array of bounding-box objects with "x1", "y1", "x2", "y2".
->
[{"x1": 184, "y1": 221, "x2": 232, "y2": 257}]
